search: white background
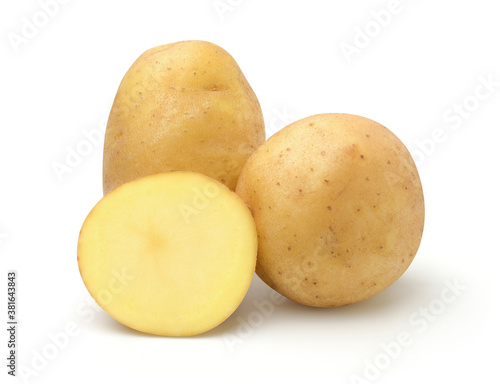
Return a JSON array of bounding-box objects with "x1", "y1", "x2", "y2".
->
[{"x1": 1, "y1": 0, "x2": 499, "y2": 383}]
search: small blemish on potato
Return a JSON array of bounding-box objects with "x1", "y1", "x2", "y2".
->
[
  {"x1": 299, "y1": 189, "x2": 302, "y2": 193},
  {"x1": 357, "y1": 208, "x2": 360, "y2": 212},
  {"x1": 329, "y1": 225, "x2": 333, "y2": 232},
  {"x1": 315, "y1": 295, "x2": 319, "y2": 298},
  {"x1": 309, "y1": 123, "x2": 314, "y2": 127},
  {"x1": 304, "y1": 277, "x2": 308, "y2": 281},
  {"x1": 327, "y1": 206, "x2": 332, "y2": 210},
  {"x1": 366, "y1": 134, "x2": 370, "y2": 138},
  {"x1": 346, "y1": 249, "x2": 349, "y2": 253},
  {"x1": 167, "y1": 67, "x2": 171, "y2": 70},
  {"x1": 324, "y1": 179, "x2": 329, "y2": 184},
  {"x1": 277, "y1": 182, "x2": 281, "y2": 186},
  {"x1": 286, "y1": 148, "x2": 291, "y2": 151},
  {"x1": 373, "y1": 282, "x2": 377, "y2": 286},
  {"x1": 268, "y1": 205, "x2": 272, "y2": 209},
  {"x1": 313, "y1": 281, "x2": 317, "y2": 285},
  {"x1": 345, "y1": 264, "x2": 351, "y2": 268},
  {"x1": 402, "y1": 259, "x2": 405, "y2": 263},
  {"x1": 310, "y1": 168, "x2": 314, "y2": 172},
  {"x1": 387, "y1": 160, "x2": 391, "y2": 164},
  {"x1": 361, "y1": 282, "x2": 365, "y2": 286},
  {"x1": 366, "y1": 177, "x2": 370, "y2": 181},
  {"x1": 360, "y1": 155, "x2": 365, "y2": 159},
  {"x1": 380, "y1": 246, "x2": 384, "y2": 249},
  {"x1": 321, "y1": 151, "x2": 326, "y2": 156},
  {"x1": 287, "y1": 247, "x2": 291, "y2": 251}
]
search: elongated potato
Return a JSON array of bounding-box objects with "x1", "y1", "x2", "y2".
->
[
  {"x1": 78, "y1": 171, "x2": 257, "y2": 336},
  {"x1": 103, "y1": 41, "x2": 265, "y2": 194},
  {"x1": 236, "y1": 113, "x2": 425, "y2": 307}
]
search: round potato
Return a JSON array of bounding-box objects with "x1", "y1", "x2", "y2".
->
[{"x1": 236, "y1": 113, "x2": 425, "y2": 307}]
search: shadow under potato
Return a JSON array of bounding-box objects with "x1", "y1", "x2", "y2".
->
[{"x1": 90, "y1": 271, "x2": 430, "y2": 338}]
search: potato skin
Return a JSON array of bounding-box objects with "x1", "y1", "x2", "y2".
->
[
  {"x1": 236, "y1": 114, "x2": 425, "y2": 307},
  {"x1": 103, "y1": 41, "x2": 265, "y2": 194}
]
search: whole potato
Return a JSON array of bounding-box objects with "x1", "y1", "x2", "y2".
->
[
  {"x1": 103, "y1": 41, "x2": 265, "y2": 194},
  {"x1": 236, "y1": 113, "x2": 425, "y2": 307}
]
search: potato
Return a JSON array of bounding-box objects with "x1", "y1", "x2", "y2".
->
[
  {"x1": 78, "y1": 171, "x2": 257, "y2": 336},
  {"x1": 236, "y1": 113, "x2": 425, "y2": 307},
  {"x1": 103, "y1": 41, "x2": 265, "y2": 194}
]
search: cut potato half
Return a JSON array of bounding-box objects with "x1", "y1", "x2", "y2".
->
[{"x1": 78, "y1": 171, "x2": 257, "y2": 336}]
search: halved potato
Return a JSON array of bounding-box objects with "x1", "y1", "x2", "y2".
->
[{"x1": 78, "y1": 171, "x2": 257, "y2": 336}]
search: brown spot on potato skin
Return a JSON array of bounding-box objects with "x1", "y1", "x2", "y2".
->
[
  {"x1": 327, "y1": 206, "x2": 332, "y2": 210},
  {"x1": 360, "y1": 155, "x2": 365, "y2": 159}
]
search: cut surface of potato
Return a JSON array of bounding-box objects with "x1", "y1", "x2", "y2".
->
[
  {"x1": 78, "y1": 171, "x2": 257, "y2": 336},
  {"x1": 236, "y1": 113, "x2": 425, "y2": 307}
]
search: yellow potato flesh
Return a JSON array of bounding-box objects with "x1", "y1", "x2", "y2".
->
[
  {"x1": 103, "y1": 40, "x2": 265, "y2": 194},
  {"x1": 78, "y1": 172, "x2": 257, "y2": 336},
  {"x1": 236, "y1": 113, "x2": 425, "y2": 307}
]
